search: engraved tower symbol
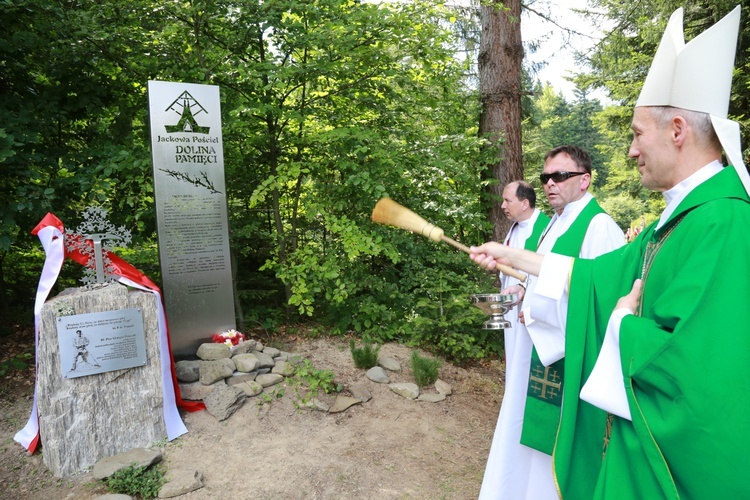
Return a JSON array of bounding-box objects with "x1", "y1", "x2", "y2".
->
[{"x1": 165, "y1": 91, "x2": 210, "y2": 134}]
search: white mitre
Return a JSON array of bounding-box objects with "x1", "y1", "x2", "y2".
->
[{"x1": 636, "y1": 6, "x2": 750, "y2": 195}]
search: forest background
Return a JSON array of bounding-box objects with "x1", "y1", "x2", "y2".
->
[{"x1": 2, "y1": 0, "x2": 749, "y2": 365}]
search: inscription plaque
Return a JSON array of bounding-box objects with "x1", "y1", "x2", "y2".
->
[{"x1": 57, "y1": 309, "x2": 147, "y2": 379}]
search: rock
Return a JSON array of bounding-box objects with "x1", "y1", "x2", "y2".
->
[
  {"x1": 287, "y1": 353, "x2": 305, "y2": 365},
  {"x1": 174, "y1": 360, "x2": 200, "y2": 382},
  {"x1": 254, "y1": 342, "x2": 265, "y2": 351},
  {"x1": 256, "y1": 373, "x2": 284, "y2": 388},
  {"x1": 377, "y1": 356, "x2": 401, "y2": 372},
  {"x1": 203, "y1": 385, "x2": 246, "y2": 421},
  {"x1": 235, "y1": 381, "x2": 263, "y2": 397},
  {"x1": 158, "y1": 469, "x2": 204, "y2": 498},
  {"x1": 389, "y1": 383, "x2": 419, "y2": 400},
  {"x1": 195, "y1": 343, "x2": 231, "y2": 361},
  {"x1": 233, "y1": 353, "x2": 261, "y2": 373},
  {"x1": 435, "y1": 379, "x2": 452, "y2": 395},
  {"x1": 348, "y1": 382, "x2": 372, "y2": 402},
  {"x1": 262, "y1": 346, "x2": 281, "y2": 358},
  {"x1": 271, "y1": 360, "x2": 295, "y2": 377},
  {"x1": 93, "y1": 448, "x2": 162, "y2": 480},
  {"x1": 218, "y1": 357, "x2": 236, "y2": 371},
  {"x1": 365, "y1": 366, "x2": 389, "y2": 384},
  {"x1": 328, "y1": 395, "x2": 362, "y2": 413},
  {"x1": 416, "y1": 393, "x2": 446, "y2": 403},
  {"x1": 179, "y1": 380, "x2": 223, "y2": 401},
  {"x1": 305, "y1": 398, "x2": 330, "y2": 412},
  {"x1": 253, "y1": 351, "x2": 276, "y2": 369},
  {"x1": 227, "y1": 373, "x2": 257, "y2": 385},
  {"x1": 199, "y1": 360, "x2": 235, "y2": 385},
  {"x1": 230, "y1": 339, "x2": 256, "y2": 356}
]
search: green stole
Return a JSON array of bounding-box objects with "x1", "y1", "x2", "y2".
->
[
  {"x1": 524, "y1": 211, "x2": 551, "y2": 251},
  {"x1": 519, "y1": 197, "x2": 605, "y2": 455}
]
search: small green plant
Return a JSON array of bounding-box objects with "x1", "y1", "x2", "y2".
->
[
  {"x1": 102, "y1": 463, "x2": 166, "y2": 499},
  {"x1": 0, "y1": 352, "x2": 33, "y2": 377},
  {"x1": 256, "y1": 386, "x2": 285, "y2": 409},
  {"x1": 256, "y1": 391, "x2": 273, "y2": 408},
  {"x1": 411, "y1": 350, "x2": 441, "y2": 387},
  {"x1": 149, "y1": 438, "x2": 168, "y2": 449},
  {"x1": 349, "y1": 337, "x2": 380, "y2": 369},
  {"x1": 291, "y1": 359, "x2": 342, "y2": 405}
]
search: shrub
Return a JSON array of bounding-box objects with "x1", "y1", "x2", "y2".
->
[
  {"x1": 0, "y1": 352, "x2": 33, "y2": 377},
  {"x1": 102, "y1": 463, "x2": 166, "y2": 499},
  {"x1": 411, "y1": 350, "x2": 441, "y2": 387},
  {"x1": 408, "y1": 292, "x2": 501, "y2": 364},
  {"x1": 349, "y1": 337, "x2": 381, "y2": 369},
  {"x1": 291, "y1": 359, "x2": 342, "y2": 405}
]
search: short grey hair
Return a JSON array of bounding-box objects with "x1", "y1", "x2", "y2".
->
[{"x1": 647, "y1": 106, "x2": 722, "y2": 152}]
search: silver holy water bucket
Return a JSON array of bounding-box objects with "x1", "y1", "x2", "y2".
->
[{"x1": 470, "y1": 293, "x2": 519, "y2": 330}]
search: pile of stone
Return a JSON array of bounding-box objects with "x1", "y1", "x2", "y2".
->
[
  {"x1": 175, "y1": 339, "x2": 301, "y2": 421},
  {"x1": 175, "y1": 339, "x2": 453, "y2": 422}
]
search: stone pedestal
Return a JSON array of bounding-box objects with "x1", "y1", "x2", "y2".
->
[{"x1": 38, "y1": 282, "x2": 168, "y2": 477}]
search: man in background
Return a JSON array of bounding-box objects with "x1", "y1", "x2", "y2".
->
[
  {"x1": 480, "y1": 146, "x2": 625, "y2": 499},
  {"x1": 479, "y1": 180, "x2": 548, "y2": 495}
]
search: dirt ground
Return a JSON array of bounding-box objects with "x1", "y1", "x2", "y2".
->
[{"x1": 0, "y1": 327, "x2": 505, "y2": 499}]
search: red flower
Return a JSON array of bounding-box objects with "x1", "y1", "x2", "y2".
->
[{"x1": 212, "y1": 330, "x2": 245, "y2": 345}]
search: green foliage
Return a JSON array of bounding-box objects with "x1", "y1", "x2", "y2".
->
[
  {"x1": 291, "y1": 359, "x2": 342, "y2": 405},
  {"x1": 408, "y1": 293, "x2": 498, "y2": 364},
  {"x1": 410, "y1": 350, "x2": 442, "y2": 387},
  {"x1": 597, "y1": 193, "x2": 648, "y2": 231},
  {"x1": 117, "y1": 242, "x2": 161, "y2": 284},
  {"x1": 0, "y1": 353, "x2": 33, "y2": 377},
  {"x1": 350, "y1": 337, "x2": 381, "y2": 370},
  {"x1": 399, "y1": 258, "x2": 501, "y2": 364},
  {"x1": 102, "y1": 463, "x2": 166, "y2": 499},
  {"x1": 256, "y1": 386, "x2": 286, "y2": 409}
]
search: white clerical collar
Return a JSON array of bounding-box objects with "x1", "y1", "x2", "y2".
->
[
  {"x1": 657, "y1": 160, "x2": 723, "y2": 230},
  {"x1": 557, "y1": 192, "x2": 593, "y2": 220},
  {"x1": 516, "y1": 211, "x2": 534, "y2": 228}
]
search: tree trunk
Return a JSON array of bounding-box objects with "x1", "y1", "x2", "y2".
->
[{"x1": 478, "y1": 0, "x2": 524, "y2": 242}]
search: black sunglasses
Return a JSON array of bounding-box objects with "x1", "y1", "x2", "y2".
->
[{"x1": 539, "y1": 171, "x2": 586, "y2": 184}]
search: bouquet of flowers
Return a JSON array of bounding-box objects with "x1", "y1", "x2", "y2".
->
[{"x1": 212, "y1": 329, "x2": 245, "y2": 347}]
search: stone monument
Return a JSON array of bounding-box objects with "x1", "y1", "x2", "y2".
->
[
  {"x1": 38, "y1": 283, "x2": 168, "y2": 477},
  {"x1": 148, "y1": 80, "x2": 236, "y2": 358}
]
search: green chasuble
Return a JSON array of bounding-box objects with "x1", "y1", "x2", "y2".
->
[
  {"x1": 520, "y1": 198, "x2": 605, "y2": 455},
  {"x1": 554, "y1": 165, "x2": 750, "y2": 499},
  {"x1": 524, "y1": 211, "x2": 551, "y2": 251}
]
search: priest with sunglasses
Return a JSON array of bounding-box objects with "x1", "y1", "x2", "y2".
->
[
  {"x1": 472, "y1": 6, "x2": 750, "y2": 499},
  {"x1": 479, "y1": 145, "x2": 625, "y2": 500}
]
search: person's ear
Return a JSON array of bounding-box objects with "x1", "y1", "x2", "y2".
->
[
  {"x1": 581, "y1": 173, "x2": 591, "y2": 190},
  {"x1": 672, "y1": 115, "x2": 688, "y2": 146}
]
